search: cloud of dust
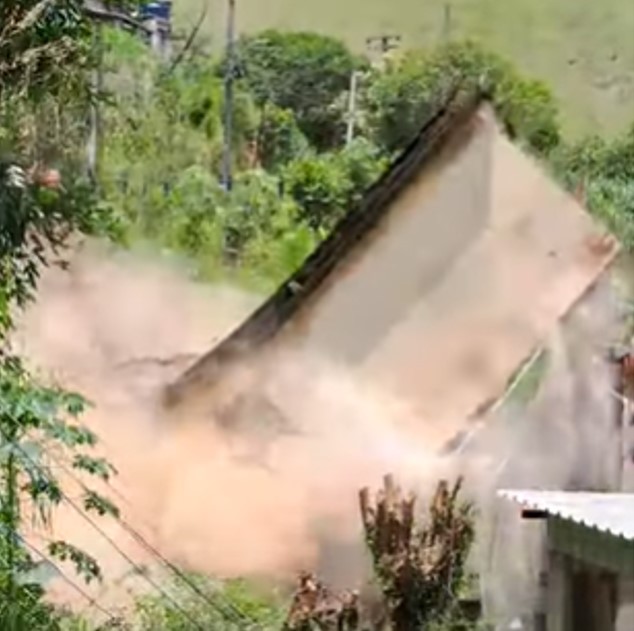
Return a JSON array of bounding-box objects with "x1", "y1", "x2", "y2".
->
[
  {"x1": 13, "y1": 242, "x2": 626, "y2": 623},
  {"x1": 13, "y1": 243, "x2": 442, "y2": 609}
]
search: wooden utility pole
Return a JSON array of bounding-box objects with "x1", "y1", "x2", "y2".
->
[
  {"x1": 222, "y1": 0, "x2": 236, "y2": 192},
  {"x1": 87, "y1": 23, "x2": 104, "y2": 187},
  {"x1": 443, "y1": 3, "x2": 453, "y2": 41}
]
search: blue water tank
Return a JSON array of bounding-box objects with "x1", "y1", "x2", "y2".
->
[{"x1": 140, "y1": 1, "x2": 172, "y2": 21}]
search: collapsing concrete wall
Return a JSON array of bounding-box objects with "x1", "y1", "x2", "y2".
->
[{"x1": 167, "y1": 103, "x2": 618, "y2": 459}]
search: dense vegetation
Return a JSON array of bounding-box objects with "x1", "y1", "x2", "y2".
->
[
  {"x1": 1, "y1": 1, "x2": 633, "y2": 629},
  {"x1": 0, "y1": 2, "x2": 125, "y2": 629},
  {"x1": 100, "y1": 27, "x2": 634, "y2": 293}
]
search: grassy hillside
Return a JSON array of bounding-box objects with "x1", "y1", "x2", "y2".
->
[{"x1": 173, "y1": 0, "x2": 634, "y2": 138}]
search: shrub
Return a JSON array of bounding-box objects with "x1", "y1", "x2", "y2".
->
[{"x1": 364, "y1": 40, "x2": 561, "y2": 156}]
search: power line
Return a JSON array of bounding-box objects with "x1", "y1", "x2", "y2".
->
[
  {"x1": 18, "y1": 432, "x2": 260, "y2": 628},
  {"x1": 0, "y1": 525, "x2": 121, "y2": 625},
  {"x1": 35, "y1": 435, "x2": 259, "y2": 627},
  {"x1": 117, "y1": 511, "x2": 256, "y2": 627},
  {"x1": 0, "y1": 543, "x2": 64, "y2": 631},
  {"x1": 0, "y1": 430, "x2": 211, "y2": 631},
  {"x1": 55, "y1": 456, "x2": 258, "y2": 628}
]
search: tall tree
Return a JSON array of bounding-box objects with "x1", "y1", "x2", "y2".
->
[
  {"x1": 231, "y1": 30, "x2": 366, "y2": 151},
  {"x1": 0, "y1": 3, "x2": 120, "y2": 628}
]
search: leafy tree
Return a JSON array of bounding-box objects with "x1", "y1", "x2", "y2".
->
[
  {"x1": 240, "y1": 196, "x2": 317, "y2": 290},
  {"x1": 0, "y1": 3, "x2": 120, "y2": 628},
  {"x1": 282, "y1": 139, "x2": 387, "y2": 230},
  {"x1": 364, "y1": 40, "x2": 561, "y2": 156},
  {"x1": 255, "y1": 104, "x2": 309, "y2": 172},
  {"x1": 0, "y1": 1, "x2": 90, "y2": 97},
  {"x1": 232, "y1": 30, "x2": 365, "y2": 150},
  {"x1": 334, "y1": 138, "x2": 388, "y2": 207},
  {"x1": 282, "y1": 153, "x2": 352, "y2": 230},
  {"x1": 0, "y1": 358, "x2": 120, "y2": 630},
  {"x1": 103, "y1": 30, "x2": 261, "y2": 243}
]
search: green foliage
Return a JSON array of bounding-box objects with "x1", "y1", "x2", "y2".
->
[
  {"x1": 240, "y1": 198, "x2": 318, "y2": 290},
  {"x1": 0, "y1": 4, "x2": 121, "y2": 629},
  {"x1": 283, "y1": 139, "x2": 387, "y2": 230},
  {"x1": 176, "y1": 0, "x2": 634, "y2": 139},
  {"x1": 364, "y1": 40, "x2": 561, "y2": 155},
  {"x1": 0, "y1": 0, "x2": 91, "y2": 97},
  {"x1": 0, "y1": 357, "x2": 118, "y2": 628},
  {"x1": 233, "y1": 30, "x2": 365, "y2": 150},
  {"x1": 282, "y1": 153, "x2": 351, "y2": 230},
  {"x1": 553, "y1": 122, "x2": 634, "y2": 248},
  {"x1": 554, "y1": 124, "x2": 634, "y2": 183},
  {"x1": 0, "y1": 166, "x2": 120, "y2": 327},
  {"x1": 335, "y1": 138, "x2": 389, "y2": 205},
  {"x1": 134, "y1": 575, "x2": 286, "y2": 631},
  {"x1": 256, "y1": 104, "x2": 310, "y2": 172},
  {"x1": 0, "y1": 580, "x2": 66, "y2": 630}
]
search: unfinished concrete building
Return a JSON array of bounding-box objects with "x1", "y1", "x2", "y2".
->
[{"x1": 500, "y1": 490, "x2": 634, "y2": 631}]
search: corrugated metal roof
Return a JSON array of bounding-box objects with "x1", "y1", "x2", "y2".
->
[{"x1": 497, "y1": 490, "x2": 634, "y2": 540}]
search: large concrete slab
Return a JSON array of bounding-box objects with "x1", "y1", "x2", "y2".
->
[{"x1": 167, "y1": 105, "x2": 618, "y2": 448}]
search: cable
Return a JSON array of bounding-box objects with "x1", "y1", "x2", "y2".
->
[
  {"x1": 30, "y1": 433, "x2": 260, "y2": 627},
  {"x1": 0, "y1": 431, "x2": 211, "y2": 631},
  {"x1": 53, "y1": 451, "x2": 259, "y2": 628},
  {"x1": 52, "y1": 487, "x2": 210, "y2": 631},
  {"x1": 0, "y1": 526, "x2": 120, "y2": 625},
  {"x1": 115, "y1": 508, "x2": 256, "y2": 627},
  {"x1": 0, "y1": 547, "x2": 60, "y2": 631}
]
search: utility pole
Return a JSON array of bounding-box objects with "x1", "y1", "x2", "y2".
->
[
  {"x1": 87, "y1": 22, "x2": 104, "y2": 187},
  {"x1": 365, "y1": 34, "x2": 401, "y2": 70},
  {"x1": 345, "y1": 70, "x2": 360, "y2": 146},
  {"x1": 222, "y1": 0, "x2": 236, "y2": 192},
  {"x1": 366, "y1": 34, "x2": 401, "y2": 56},
  {"x1": 443, "y1": 3, "x2": 453, "y2": 41}
]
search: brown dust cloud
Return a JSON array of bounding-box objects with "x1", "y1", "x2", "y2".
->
[{"x1": 12, "y1": 241, "x2": 625, "y2": 622}]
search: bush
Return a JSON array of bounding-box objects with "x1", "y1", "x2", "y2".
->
[
  {"x1": 364, "y1": 40, "x2": 561, "y2": 156},
  {"x1": 134, "y1": 576, "x2": 286, "y2": 631},
  {"x1": 553, "y1": 121, "x2": 634, "y2": 248},
  {"x1": 240, "y1": 200, "x2": 318, "y2": 290},
  {"x1": 283, "y1": 139, "x2": 387, "y2": 230},
  {"x1": 256, "y1": 104, "x2": 310, "y2": 172},
  {"x1": 282, "y1": 153, "x2": 352, "y2": 230}
]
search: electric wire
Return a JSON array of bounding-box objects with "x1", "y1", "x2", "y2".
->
[
  {"x1": 50, "y1": 447, "x2": 261, "y2": 629},
  {"x1": 34, "y1": 430, "x2": 261, "y2": 627},
  {"x1": 0, "y1": 429, "x2": 211, "y2": 631},
  {"x1": 0, "y1": 526, "x2": 121, "y2": 625}
]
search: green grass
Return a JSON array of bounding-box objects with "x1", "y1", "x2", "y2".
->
[{"x1": 173, "y1": 0, "x2": 634, "y2": 138}]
